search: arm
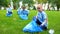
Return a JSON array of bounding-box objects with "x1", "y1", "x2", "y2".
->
[
  {"x1": 36, "y1": 12, "x2": 38, "y2": 18},
  {"x1": 41, "y1": 18, "x2": 48, "y2": 26},
  {"x1": 41, "y1": 12, "x2": 48, "y2": 26}
]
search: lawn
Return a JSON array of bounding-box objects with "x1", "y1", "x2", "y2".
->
[{"x1": 0, "y1": 10, "x2": 60, "y2": 34}]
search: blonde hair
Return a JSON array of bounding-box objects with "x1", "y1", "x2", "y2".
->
[{"x1": 37, "y1": 4, "x2": 42, "y2": 9}]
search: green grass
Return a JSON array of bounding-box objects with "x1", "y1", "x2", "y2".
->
[{"x1": 0, "y1": 10, "x2": 60, "y2": 34}]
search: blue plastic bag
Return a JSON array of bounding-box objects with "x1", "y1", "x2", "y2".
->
[
  {"x1": 23, "y1": 20, "x2": 43, "y2": 32},
  {"x1": 6, "y1": 12, "x2": 12, "y2": 17},
  {"x1": 19, "y1": 15, "x2": 28, "y2": 20}
]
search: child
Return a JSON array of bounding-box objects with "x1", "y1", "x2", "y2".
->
[
  {"x1": 23, "y1": 4, "x2": 48, "y2": 34},
  {"x1": 36, "y1": 4, "x2": 48, "y2": 31},
  {"x1": 19, "y1": 6, "x2": 29, "y2": 20},
  {"x1": 6, "y1": 5, "x2": 12, "y2": 16}
]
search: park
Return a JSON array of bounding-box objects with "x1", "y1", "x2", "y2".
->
[{"x1": 0, "y1": 0, "x2": 60, "y2": 34}]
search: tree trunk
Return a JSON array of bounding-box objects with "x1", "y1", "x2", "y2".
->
[
  {"x1": 57, "y1": 4, "x2": 60, "y2": 11},
  {"x1": 47, "y1": 3, "x2": 50, "y2": 11}
]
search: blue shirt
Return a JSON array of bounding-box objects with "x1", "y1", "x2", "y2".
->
[
  {"x1": 20, "y1": 9, "x2": 29, "y2": 15},
  {"x1": 7, "y1": 7, "x2": 12, "y2": 12},
  {"x1": 37, "y1": 11, "x2": 47, "y2": 26}
]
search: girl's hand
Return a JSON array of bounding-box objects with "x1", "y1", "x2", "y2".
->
[{"x1": 36, "y1": 16, "x2": 37, "y2": 18}]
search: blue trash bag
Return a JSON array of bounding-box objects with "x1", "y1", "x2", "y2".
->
[
  {"x1": 32, "y1": 16, "x2": 37, "y2": 21},
  {"x1": 6, "y1": 12, "x2": 12, "y2": 17},
  {"x1": 23, "y1": 20, "x2": 43, "y2": 32},
  {"x1": 19, "y1": 15, "x2": 28, "y2": 20}
]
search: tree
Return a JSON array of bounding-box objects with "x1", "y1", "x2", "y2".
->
[
  {"x1": 22, "y1": 0, "x2": 34, "y2": 7},
  {"x1": 37, "y1": 0, "x2": 47, "y2": 4},
  {"x1": 48, "y1": 0, "x2": 60, "y2": 11},
  {"x1": 12, "y1": 0, "x2": 20, "y2": 9},
  {"x1": 0, "y1": 0, "x2": 10, "y2": 7}
]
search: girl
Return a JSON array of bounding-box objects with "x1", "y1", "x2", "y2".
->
[
  {"x1": 6, "y1": 5, "x2": 12, "y2": 16},
  {"x1": 23, "y1": 4, "x2": 48, "y2": 34},
  {"x1": 18, "y1": 6, "x2": 29, "y2": 20}
]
